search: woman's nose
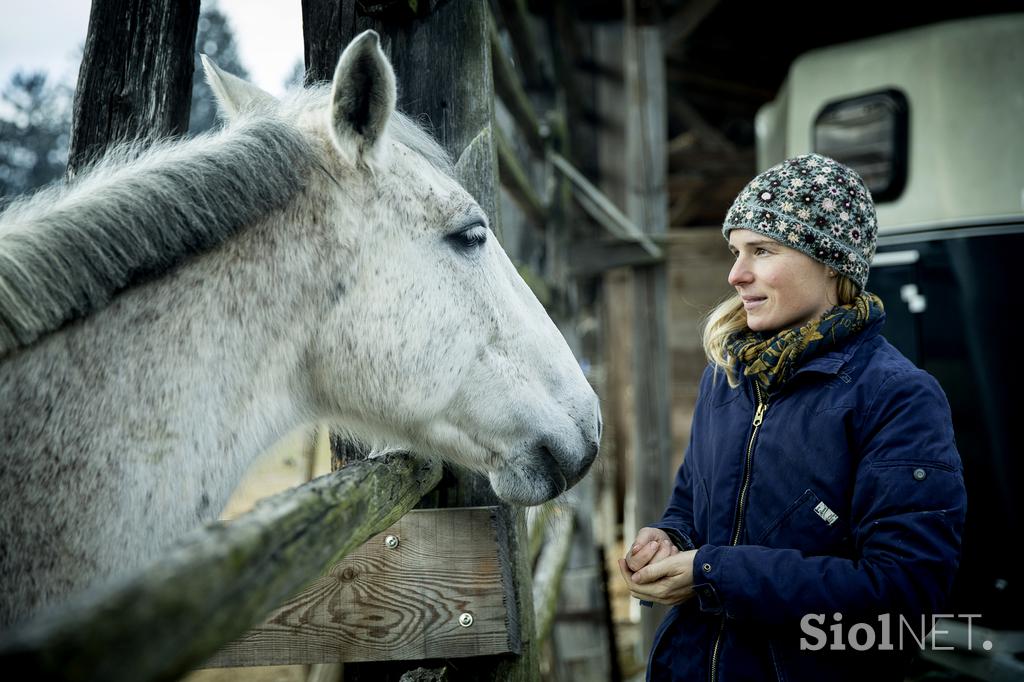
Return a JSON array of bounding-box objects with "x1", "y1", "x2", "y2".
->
[{"x1": 728, "y1": 257, "x2": 752, "y2": 287}]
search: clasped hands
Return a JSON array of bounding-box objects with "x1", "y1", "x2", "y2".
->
[{"x1": 617, "y1": 527, "x2": 697, "y2": 606}]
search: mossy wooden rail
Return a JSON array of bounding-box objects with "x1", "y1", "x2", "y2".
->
[{"x1": 0, "y1": 453, "x2": 442, "y2": 682}]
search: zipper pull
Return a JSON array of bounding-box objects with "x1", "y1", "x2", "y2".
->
[{"x1": 752, "y1": 402, "x2": 767, "y2": 427}]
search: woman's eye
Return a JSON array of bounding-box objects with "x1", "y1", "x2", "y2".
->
[{"x1": 448, "y1": 224, "x2": 488, "y2": 251}]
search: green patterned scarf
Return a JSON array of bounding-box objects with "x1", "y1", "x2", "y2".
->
[{"x1": 727, "y1": 292, "x2": 884, "y2": 394}]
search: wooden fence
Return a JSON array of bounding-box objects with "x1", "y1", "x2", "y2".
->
[
  {"x1": 0, "y1": 2, "x2": 642, "y2": 679},
  {"x1": 0, "y1": 454, "x2": 441, "y2": 681}
]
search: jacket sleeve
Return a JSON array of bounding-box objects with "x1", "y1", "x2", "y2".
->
[{"x1": 690, "y1": 369, "x2": 967, "y2": 626}]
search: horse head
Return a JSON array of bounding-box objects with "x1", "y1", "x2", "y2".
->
[{"x1": 203, "y1": 31, "x2": 601, "y2": 505}]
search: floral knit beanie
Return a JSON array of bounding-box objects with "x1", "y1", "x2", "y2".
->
[{"x1": 722, "y1": 153, "x2": 878, "y2": 288}]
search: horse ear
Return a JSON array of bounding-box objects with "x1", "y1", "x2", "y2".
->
[
  {"x1": 200, "y1": 54, "x2": 277, "y2": 120},
  {"x1": 330, "y1": 30, "x2": 396, "y2": 165}
]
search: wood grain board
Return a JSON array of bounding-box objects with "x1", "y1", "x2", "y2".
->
[{"x1": 204, "y1": 507, "x2": 515, "y2": 666}]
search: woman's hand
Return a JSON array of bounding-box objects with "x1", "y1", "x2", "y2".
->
[
  {"x1": 623, "y1": 527, "x2": 679, "y2": 573},
  {"x1": 618, "y1": 549, "x2": 697, "y2": 606}
]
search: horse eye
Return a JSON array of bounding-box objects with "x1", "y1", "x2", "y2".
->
[{"x1": 447, "y1": 224, "x2": 488, "y2": 252}]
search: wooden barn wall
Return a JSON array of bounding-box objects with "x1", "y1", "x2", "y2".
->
[{"x1": 664, "y1": 229, "x2": 734, "y2": 470}]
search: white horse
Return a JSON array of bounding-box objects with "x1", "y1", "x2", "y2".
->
[{"x1": 0, "y1": 31, "x2": 600, "y2": 629}]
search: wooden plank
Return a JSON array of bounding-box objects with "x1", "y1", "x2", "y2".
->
[
  {"x1": 549, "y1": 0, "x2": 585, "y2": 161},
  {"x1": 663, "y1": 0, "x2": 720, "y2": 50},
  {"x1": 665, "y1": 228, "x2": 734, "y2": 470},
  {"x1": 591, "y1": 33, "x2": 636, "y2": 670},
  {"x1": 623, "y1": 5, "x2": 674, "y2": 656},
  {"x1": 0, "y1": 454, "x2": 442, "y2": 682},
  {"x1": 669, "y1": 96, "x2": 737, "y2": 156},
  {"x1": 549, "y1": 151, "x2": 662, "y2": 258},
  {"x1": 489, "y1": 11, "x2": 546, "y2": 158},
  {"x1": 67, "y1": 0, "x2": 200, "y2": 175},
  {"x1": 205, "y1": 507, "x2": 515, "y2": 666},
  {"x1": 569, "y1": 239, "x2": 662, "y2": 277},
  {"x1": 495, "y1": 125, "x2": 547, "y2": 227},
  {"x1": 493, "y1": 0, "x2": 547, "y2": 90}
]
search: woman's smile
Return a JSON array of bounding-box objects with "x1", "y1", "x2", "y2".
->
[{"x1": 741, "y1": 295, "x2": 767, "y2": 311}]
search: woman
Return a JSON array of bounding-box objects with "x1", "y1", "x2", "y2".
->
[{"x1": 618, "y1": 154, "x2": 966, "y2": 681}]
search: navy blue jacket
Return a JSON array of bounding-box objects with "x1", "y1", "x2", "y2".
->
[{"x1": 648, "y1": 314, "x2": 967, "y2": 681}]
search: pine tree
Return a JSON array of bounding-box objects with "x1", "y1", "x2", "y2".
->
[{"x1": 0, "y1": 72, "x2": 72, "y2": 200}]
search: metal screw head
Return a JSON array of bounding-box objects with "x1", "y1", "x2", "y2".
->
[
  {"x1": 459, "y1": 612, "x2": 474, "y2": 627},
  {"x1": 384, "y1": 535, "x2": 399, "y2": 549}
]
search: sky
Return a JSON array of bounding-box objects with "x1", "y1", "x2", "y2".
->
[{"x1": 0, "y1": 1, "x2": 304, "y2": 96}]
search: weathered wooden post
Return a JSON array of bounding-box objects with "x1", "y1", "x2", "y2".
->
[
  {"x1": 624, "y1": 0, "x2": 674, "y2": 658},
  {"x1": 300, "y1": 2, "x2": 538, "y2": 679},
  {"x1": 67, "y1": 0, "x2": 200, "y2": 176}
]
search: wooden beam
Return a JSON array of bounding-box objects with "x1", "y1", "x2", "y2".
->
[
  {"x1": 494, "y1": 0, "x2": 548, "y2": 90},
  {"x1": 494, "y1": 118, "x2": 546, "y2": 231},
  {"x1": 548, "y1": 0, "x2": 585, "y2": 154},
  {"x1": 549, "y1": 151, "x2": 663, "y2": 259},
  {"x1": 623, "y1": 6, "x2": 674, "y2": 654},
  {"x1": 669, "y1": 96, "x2": 737, "y2": 155},
  {"x1": 669, "y1": 185, "x2": 706, "y2": 227},
  {"x1": 0, "y1": 454, "x2": 442, "y2": 682},
  {"x1": 663, "y1": 0, "x2": 720, "y2": 50},
  {"x1": 665, "y1": 64, "x2": 776, "y2": 100},
  {"x1": 669, "y1": 146, "x2": 755, "y2": 175},
  {"x1": 67, "y1": 0, "x2": 200, "y2": 175},
  {"x1": 205, "y1": 507, "x2": 517, "y2": 666},
  {"x1": 569, "y1": 239, "x2": 663, "y2": 277},
  {"x1": 490, "y1": 12, "x2": 547, "y2": 158}
]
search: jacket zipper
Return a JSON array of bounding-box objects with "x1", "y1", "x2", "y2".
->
[{"x1": 709, "y1": 383, "x2": 768, "y2": 682}]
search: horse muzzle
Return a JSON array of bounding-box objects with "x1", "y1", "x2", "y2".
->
[{"x1": 488, "y1": 417, "x2": 601, "y2": 506}]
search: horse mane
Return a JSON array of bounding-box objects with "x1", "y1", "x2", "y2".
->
[
  {"x1": 0, "y1": 82, "x2": 453, "y2": 359},
  {"x1": 0, "y1": 113, "x2": 314, "y2": 356},
  {"x1": 385, "y1": 107, "x2": 455, "y2": 178}
]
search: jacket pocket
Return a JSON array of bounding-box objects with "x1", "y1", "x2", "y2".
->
[{"x1": 755, "y1": 489, "x2": 851, "y2": 557}]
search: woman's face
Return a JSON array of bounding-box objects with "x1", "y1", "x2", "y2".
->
[{"x1": 727, "y1": 229, "x2": 837, "y2": 333}]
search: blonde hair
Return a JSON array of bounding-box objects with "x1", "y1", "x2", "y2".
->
[{"x1": 701, "y1": 275, "x2": 861, "y2": 387}]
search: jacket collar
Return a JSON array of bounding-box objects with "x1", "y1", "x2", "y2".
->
[{"x1": 790, "y1": 310, "x2": 886, "y2": 379}]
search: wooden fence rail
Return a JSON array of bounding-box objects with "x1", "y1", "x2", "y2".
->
[{"x1": 0, "y1": 453, "x2": 441, "y2": 682}]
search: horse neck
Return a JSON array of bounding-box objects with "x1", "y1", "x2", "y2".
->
[
  {"x1": 169, "y1": 212, "x2": 325, "y2": 477},
  {"x1": 70, "y1": 207, "x2": 325, "y2": 514}
]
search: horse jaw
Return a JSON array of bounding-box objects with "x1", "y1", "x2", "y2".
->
[{"x1": 200, "y1": 54, "x2": 278, "y2": 120}]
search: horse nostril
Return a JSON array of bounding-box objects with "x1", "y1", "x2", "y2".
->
[{"x1": 544, "y1": 447, "x2": 569, "y2": 492}]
